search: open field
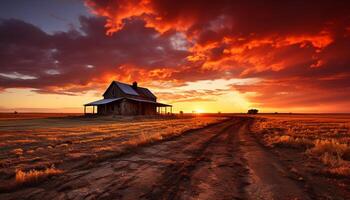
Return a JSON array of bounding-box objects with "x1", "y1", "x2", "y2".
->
[
  {"x1": 0, "y1": 113, "x2": 82, "y2": 121},
  {"x1": 0, "y1": 114, "x2": 350, "y2": 199},
  {"x1": 251, "y1": 114, "x2": 350, "y2": 198},
  {"x1": 0, "y1": 115, "x2": 224, "y2": 191}
]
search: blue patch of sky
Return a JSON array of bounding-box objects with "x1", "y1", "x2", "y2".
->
[{"x1": 0, "y1": 0, "x2": 92, "y2": 34}]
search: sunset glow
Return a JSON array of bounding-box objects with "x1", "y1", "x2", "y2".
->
[
  {"x1": 0, "y1": 1, "x2": 350, "y2": 113},
  {"x1": 194, "y1": 109, "x2": 204, "y2": 114},
  {"x1": 1, "y1": 2, "x2": 350, "y2": 198}
]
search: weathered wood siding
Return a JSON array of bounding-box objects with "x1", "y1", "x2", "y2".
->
[
  {"x1": 118, "y1": 100, "x2": 156, "y2": 115},
  {"x1": 97, "y1": 101, "x2": 122, "y2": 115},
  {"x1": 99, "y1": 82, "x2": 159, "y2": 115},
  {"x1": 120, "y1": 100, "x2": 139, "y2": 115},
  {"x1": 143, "y1": 103, "x2": 157, "y2": 115},
  {"x1": 96, "y1": 100, "x2": 156, "y2": 115}
]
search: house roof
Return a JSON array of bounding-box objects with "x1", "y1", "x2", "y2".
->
[
  {"x1": 84, "y1": 98, "x2": 123, "y2": 106},
  {"x1": 135, "y1": 87, "x2": 157, "y2": 99},
  {"x1": 127, "y1": 97, "x2": 171, "y2": 107},
  {"x1": 115, "y1": 82, "x2": 139, "y2": 96},
  {"x1": 102, "y1": 81, "x2": 157, "y2": 100}
]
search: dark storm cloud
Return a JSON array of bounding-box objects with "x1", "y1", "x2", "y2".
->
[
  {"x1": 0, "y1": 16, "x2": 189, "y2": 94},
  {"x1": 1, "y1": 0, "x2": 350, "y2": 111}
]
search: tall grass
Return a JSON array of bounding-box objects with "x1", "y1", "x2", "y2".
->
[
  {"x1": 266, "y1": 135, "x2": 313, "y2": 148},
  {"x1": 307, "y1": 139, "x2": 349, "y2": 158},
  {"x1": 15, "y1": 166, "x2": 63, "y2": 185},
  {"x1": 253, "y1": 117, "x2": 350, "y2": 177}
]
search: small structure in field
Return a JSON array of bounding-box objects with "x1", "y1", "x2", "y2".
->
[
  {"x1": 84, "y1": 81, "x2": 171, "y2": 115},
  {"x1": 247, "y1": 109, "x2": 259, "y2": 114}
]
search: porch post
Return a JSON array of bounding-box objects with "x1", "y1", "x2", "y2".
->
[
  {"x1": 93, "y1": 106, "x2": 95, "y2": 114},
  {"x1": 171, "y1": 106, "x2": 172, "y2": 114},
  {"x1": 84, "y1": 106, "x2": 86, "y2": 115}
]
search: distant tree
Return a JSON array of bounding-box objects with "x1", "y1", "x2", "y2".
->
[
  {"x1": 14, "y1": 111, "x2": 18, "y2": 114},
  {"x1": 179, "y1": 111, "x2": 183, "y2": 115},
  {"x1": 247, "y1": 109, "x2": 258, "y2": 114},
  {"x1": 218, "y1": 111, "x2": 221, "y2": 114}
]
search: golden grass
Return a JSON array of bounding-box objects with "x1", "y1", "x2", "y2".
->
[
  {"x1": 11, "y1": 148, "x2": 23, "y2": 156},
  {"x1": 15, "y1": 166, "x2": 63, "y2": 185},
  {"x1": 0, "y1": 113, "x2": 79, "y2": 120},
  {"x1": 320, "y1": 152, "x2": 344, "y2": 167},
  {"x1": 266, "y1": 135, "x2": 313, "y2": 148},
  {"x1": 307, "y1": 139, "x2": 349, "y2": 157},
  {"x1": 122, "y1": 132, "x2": 166, "y2": 147},
  {"x1": 120, "y1": 118, "x2": 223, "y2": 148},
  {"x1": 252, "y1": 115, "x2": 350, "y2": 177},
  {"x1": 0, "y1": 116, "x2": 224, "y2": 185},
  {"x1": 328, "y1": 166, "x2": 350, "y2": 176}
]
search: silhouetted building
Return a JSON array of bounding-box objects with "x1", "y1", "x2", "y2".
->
[
  {"x1": 247, "y1": 109, "x2": 259, "y2": 114},
  {"x1": 84, "y1": 81, "x2": 171, "y2": 115}
]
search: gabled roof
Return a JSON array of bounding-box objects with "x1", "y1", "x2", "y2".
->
[
  {"x1": 135, "y1": 87, "x2": 157, "y2": 99},
  {"x1": 115, "y1": 82, "x2": 139, "y2": 96},
  {"x1": 103, "y1": 81, "x2": 157, "y2": 100}
]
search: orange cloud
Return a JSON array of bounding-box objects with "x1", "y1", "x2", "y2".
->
[{"x1": 1, "y1": 1, "x2": 350, "y2": 112}]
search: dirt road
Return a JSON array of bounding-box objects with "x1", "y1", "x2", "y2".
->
[{"x1": 0, "y1": 117, "x2": 310, "y2": 200}]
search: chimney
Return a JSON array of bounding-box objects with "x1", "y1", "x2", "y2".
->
[{"x1": 132, "y1": 81, "x2": 138, "y2": 89}]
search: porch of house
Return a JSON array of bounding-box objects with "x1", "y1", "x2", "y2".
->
[{"x1": 84, "y1": 98, "x2": 172, "y2": 115}]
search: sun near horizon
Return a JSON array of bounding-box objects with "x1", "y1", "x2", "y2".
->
[
  {"x1": 0, "y1": 1, "x2": 350, "y2": 113},
  {"x1": 1, "y1": 1, "x2": 350, "y2": 199}
]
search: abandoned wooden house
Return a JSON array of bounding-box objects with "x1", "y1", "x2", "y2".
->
[{"x1": 84, "y1": 81, "x2": 172, "y2": 115}]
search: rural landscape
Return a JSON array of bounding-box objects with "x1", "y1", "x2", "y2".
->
[
  {"x1": 0, "y1": 113, "x2": 349, "y2": 199},
  {"x1": 1, "y1": 0, "x2": 350, "y2": 199}
]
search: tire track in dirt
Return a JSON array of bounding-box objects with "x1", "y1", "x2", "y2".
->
[
  {"x1": 142, "y1": 118, "x2": 249, "y2": 200},
  {"x1": 100, "y1": 119, "x2": 244, "y2": 200},
  {"x1": 0, "y1": 117, "x2": 311, "y2": 200},
  {"x1": 0, "y1": 119, "x2": 239, "y2": 200},
  {"x1": 239, "y1": 119, "x2": 311, "y2": 200}
]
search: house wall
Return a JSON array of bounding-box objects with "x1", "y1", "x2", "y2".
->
[
  {"x1": 143, "y1": 103, "x2": 157, "y2": 115},
  {"x1": 97, "y1": 99, "x2": 157, "y2": 115},
  {"x1": 97, "y1": 101, "x2": 122, "y2": 115},
  {"x1": 120, "y1": 100, "x2": 139, "y2": 115},
  {"x1": 120, "y1": 99, "x2": 157, "y2": 115}
]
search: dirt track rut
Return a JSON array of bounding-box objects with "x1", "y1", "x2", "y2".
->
[{"x1": 0, "y1": 117, "x2": 310, "y2": 200}]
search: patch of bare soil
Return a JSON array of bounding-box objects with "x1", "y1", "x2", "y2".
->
[
  {"x1": 249, "y1": 118, "x2": 350, "y2": 200},
  {"x1": 240, "y1": 123, "x2": 310, "y2": 200},
  {"x1": 250, "y1": 135, "x2": 350, "y2": 200},
  {"x1": 0, "y1": 117, "x2": 321, "y2": 199}
]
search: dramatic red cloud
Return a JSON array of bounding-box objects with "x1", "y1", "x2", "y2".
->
[{"x1": 1, "y1": 1, "x2": 350, "y2": 111}]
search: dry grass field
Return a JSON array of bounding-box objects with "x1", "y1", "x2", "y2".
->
[
  {"x1": 1, "y1": 113, "x2": 350, "y2": 199},
  {"x1": 250, "y1": 114, "x2": 350, "y2": 197},
  {"x1": 0, "y1": 113, "x2": 81, "y2": 121},
  {"x1": 0, "y1": 114, "x2": 224, "y2": 190}
]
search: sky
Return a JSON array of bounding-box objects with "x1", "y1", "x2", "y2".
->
[{"x1": 0, "y1": 0, "x2": 350, "y2": 113}]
